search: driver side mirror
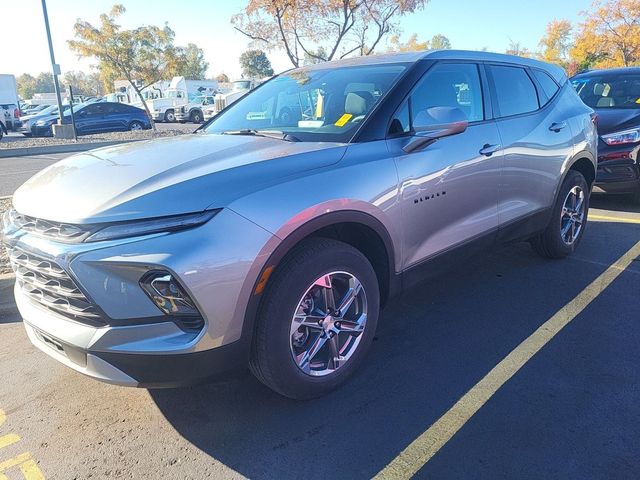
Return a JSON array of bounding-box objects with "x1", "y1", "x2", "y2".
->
[{"x1": 403, "y1": 106, "x2": 468, "y2": 153}]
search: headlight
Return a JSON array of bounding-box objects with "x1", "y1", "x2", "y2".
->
[
  {"x1": 601, "y1": 128, "x2": 640, "y2": 145},
  {"x1": 85, "y1": 210, "x2": 219, "y2": 242}
]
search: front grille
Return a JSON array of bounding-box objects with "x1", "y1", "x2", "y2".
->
[
  {"x1": 8, "y1": 247, "x2": 105, "y2": 326},
  {"x1": 8, "y1": 210, "x2": 91, "y2": 242}
]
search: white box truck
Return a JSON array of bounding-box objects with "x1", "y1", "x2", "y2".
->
[{"x1": 0, "y1": 74, "x2": 21, "y2": 131}]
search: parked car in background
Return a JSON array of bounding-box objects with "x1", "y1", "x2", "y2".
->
[
  {"x1": 21, "y1": 104, "x2": 48, "y2": 116},
  {"x1": 31, "y1": 102, "x2": 151, "y2": 137},
  {"x1": 3, "y1": 51, "x2": 596, "y2": 399},
  {"x1": 572, "y1": 67, "x2": 640, "y2": 201},
  {"x1": 0, "y1": 103, "x2": 21, "y2": 131},
  {"x1": 19, "y1": 104, "x2": 60, "y2": 136}
]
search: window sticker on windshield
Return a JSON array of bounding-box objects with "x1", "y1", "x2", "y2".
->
[
  {"x1": 298, "y1": 120, "x2": 324, "y2": 128},
  {"x1": 636, "y1": 98, "x2": 640, "y2": 104},
  {"x1": 335, "y1": 113, "x2": 353, "y2": 127}
]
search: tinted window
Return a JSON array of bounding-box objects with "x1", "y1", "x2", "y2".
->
[
  {"x1": 571, "y1": 73, "x2": 640, "y2": 109},
  {"x1": 82, "y1": 104, "x2": 105, "y2": 116},
  {"x1": 412, "y1": 63, "x2": 484, "y2": 123},
  {"x1": 490, "y1": 65, "x2": 539, "y2": 117},
  {"x1": 532, "y1": 69, "x2": 559, "y2": 103}
]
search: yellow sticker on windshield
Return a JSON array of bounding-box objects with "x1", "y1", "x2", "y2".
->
[
  {"x1": 636, "y1": 98, "x2": 640, "y2": 104},
  {"x1": 335, "y1": 113, "x2": 353, "y2": 127}
]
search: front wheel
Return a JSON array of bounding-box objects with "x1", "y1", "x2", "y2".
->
[
  {"x1": 532, "y1": 170, "x2": 590, "y2": 258},
  {"x1": 164, "y1": 110, "x2": 175, "y2": 122},
  {"x1": 250, "y1": 238, "x2": 380, "y2": 399},
  {"x1": 190, "y1": 110, "x2": 203, "y2": 123}
]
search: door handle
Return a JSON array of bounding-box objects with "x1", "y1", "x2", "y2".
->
[
  {"x1": 479, "y1": 143, "x2": 501, "y2": 157},
  {"x1": 549, "y1": 121, "x2": 567, "y2": 132}
]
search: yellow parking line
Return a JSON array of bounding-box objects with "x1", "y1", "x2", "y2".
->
[
  {"x1": 375, "y1": 240, "x2": 640, "y2": 480},
  {"x1": 0, "y1": 433, "x2": 21, "y2": 449},
  {"x1": 589, "y1": 214, "x2": 640, "y2": 224}
]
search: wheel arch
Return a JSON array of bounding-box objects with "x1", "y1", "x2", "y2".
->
[{"x1": 239, "y1": 210, "x2": 398, "y2": 351}]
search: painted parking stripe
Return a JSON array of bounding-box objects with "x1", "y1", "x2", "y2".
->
[
  {"x1": 375, "y1": 240, "x2": 640, "y2": 479},
  {"x1": 589, "y1": 214, "x2": 640, "y2": 224}
]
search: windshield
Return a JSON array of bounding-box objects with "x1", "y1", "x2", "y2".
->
[
  {"x1": 205, "y1": 63, "x2": 407, "y2": 142},
  {"x1": 572, "y1": 73, "x2": 640, "y2": 109}
]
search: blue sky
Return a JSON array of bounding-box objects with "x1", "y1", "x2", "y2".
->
[{"x1": 4, "y1": 0, "x2": 593, "y2": 82}]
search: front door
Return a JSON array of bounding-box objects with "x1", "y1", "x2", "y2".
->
[{"x1": 387, "y1": 62, "x2": 503, "y2": 269}]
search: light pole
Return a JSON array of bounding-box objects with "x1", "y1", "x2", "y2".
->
[{"x1": 40, "y1": 0, "x2": 65, "y2": 126}]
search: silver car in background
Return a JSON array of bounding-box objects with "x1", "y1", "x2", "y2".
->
[{"x1": 2, "y1": 51, "x2": 596, "y2": 399}]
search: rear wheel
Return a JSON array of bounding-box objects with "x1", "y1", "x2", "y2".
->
[
  {"x1": 129, "y1": 120, "x2": 144, "y2": 131},
  {"x1": 532, "y1": 170, "x2": 589, "y2": 258},
  {"x1": 250, "y1": 238, "x2": 380, "y2": 399}
]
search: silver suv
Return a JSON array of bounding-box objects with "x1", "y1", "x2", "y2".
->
[{"x1": 2, "y1": 51, "x2": 596, "y2": 399}]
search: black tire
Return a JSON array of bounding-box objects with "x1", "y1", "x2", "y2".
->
[
  {"x1": 190, "y1": 110, "x2": 203, "y2": 123},
  {"x1": 532, "y1": 170, "x2": 590, "y2": 258},
  {"x1": 164, "y1": 109, "x2": 175, "y2": 122},
  {"x1": 129, "y1": 120, "x2": 144, "y2": 131},
  {"x1": 250, "y1": 237, "x2": 380, "y2": 400}
]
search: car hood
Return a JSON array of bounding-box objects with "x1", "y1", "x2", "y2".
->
[
  {"x1": 13, "y1": 133, "x2": 347, "y2": 224},
  {"x1": 595, "y1": 108, "x2": 640, "y2": 136}
]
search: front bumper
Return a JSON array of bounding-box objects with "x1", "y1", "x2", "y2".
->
[
  {"x1": 4, "y1": 208, "x2": 275, "y2": 386},
  {"x1": 594, "y1": 142, "x2": 640, "y2": 194},
  {"x1": 31, "y1": 124, "x2": 54, "y2": 137}
]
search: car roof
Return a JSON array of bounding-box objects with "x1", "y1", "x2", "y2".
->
[
  {"x1": 572, "y1": 67, "x2": 640, "y2": 78},
  {"x1": 302, "y1": 49, "x2": 567, "y2": 84}
]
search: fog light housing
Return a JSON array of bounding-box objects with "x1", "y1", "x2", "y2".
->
[{"x1": 140, "y1": 270, "x2": 199, "y2": 316}]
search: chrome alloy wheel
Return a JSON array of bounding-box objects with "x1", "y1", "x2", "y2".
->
[
  {"x1": 560, "y1": 185, "x2": 586, "y2": 245},
  {"x1": 289, "y1": 271, "x2": 368, "y2": 377}
]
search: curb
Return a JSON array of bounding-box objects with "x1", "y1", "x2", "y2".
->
[{"x1": 0, "y1": 139, "x2": 142, "y2": 159}]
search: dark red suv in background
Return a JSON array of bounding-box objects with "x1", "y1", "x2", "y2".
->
[{"x1": 572, "y1": 67, "x2": 640, "y2": 202}]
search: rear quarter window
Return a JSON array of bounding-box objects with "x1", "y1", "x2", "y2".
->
[
  {"x1": 532, "y1": 69, "x2": 560, "y2": 105},
  {"x1": 489, "y1": 65, "x2": 539, "y2": 117}
]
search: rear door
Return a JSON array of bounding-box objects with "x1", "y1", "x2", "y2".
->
[
  {"x1": 486, "y1": 64, "x2": 574, "y2": 230},
  {"x1": 387, "y1": 62, "x2": 503, "y2": 269}
]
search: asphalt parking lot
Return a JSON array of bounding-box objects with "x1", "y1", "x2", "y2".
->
[{"x1": 0, "y1": 164, "x2": 639, "y2": 478}]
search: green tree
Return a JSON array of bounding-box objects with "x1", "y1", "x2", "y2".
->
[
  {"x1": 240, "y1": 49, "x2": 274, "y2": 78},
  {"x1": 63, "y1": 70, "x2": 104, "y2": 97},
  {"x1": 174, "y1": 43, "x2": 209, "y2": 79},
  {"x1": 232, "y1": 0, "x2": 429, "y2": 67},
  {"x1": 430, "y1": 34, "x2": 451, "y2": 50},
  {"x1": 68, "y1": 4, "x2": 183, "y2": 130},
  {"x1": 16, "y1": 74, "x2": 36, "y2": 99},
  {"x1": 34, "y1": 72, "x2": 55, "y2": 93},
  {"x1": 215, "y1": 73, "x2": 230, "y2": 83}
]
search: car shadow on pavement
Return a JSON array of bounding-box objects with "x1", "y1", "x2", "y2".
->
[
  {"x1": 150, "y1": 222, "x2": 638, "y2": 480},
  {"x1": 591, "y1": 193, "x2": 640, "y2": 213}
]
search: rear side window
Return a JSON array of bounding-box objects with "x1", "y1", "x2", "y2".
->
[
  {"x1": 532, "y1": 69, "x2": 560, "y2": 105},
  {"x1": 489, "y1": 65, "x2": 539, "y2": 117}
]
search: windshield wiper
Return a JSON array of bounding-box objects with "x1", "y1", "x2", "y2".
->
[{"x1": 220, "y1": 129, "x2": 300, "y2": 142}]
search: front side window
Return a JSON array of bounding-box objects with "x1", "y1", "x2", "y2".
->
[
  {"x1": 572, "y1": 73, "x2": 640, "y2": 109},
  {"x1": 388, "y1": 62, "x2": 483, "y2": 136},
  {"x1": 489, "y1": 65, "x2": 539, "y2": 117},
  {"x1": 205, "y1": 64, "x2": 408, "y2": 142}
]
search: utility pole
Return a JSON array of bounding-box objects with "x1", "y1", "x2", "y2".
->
[{"x1": 41, "y1": 0, "x2": 65, "y2": 126}]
